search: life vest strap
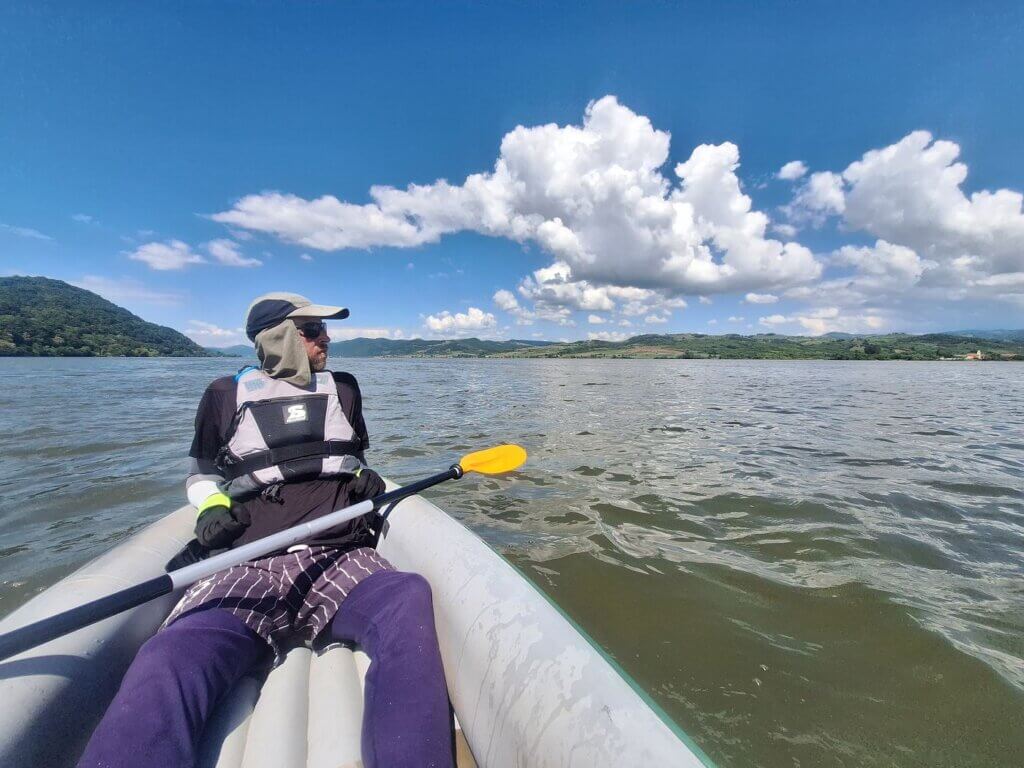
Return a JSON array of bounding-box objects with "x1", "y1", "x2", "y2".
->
[{"x1": 221, "y1": 439, "x2": 363, "y2": 480}]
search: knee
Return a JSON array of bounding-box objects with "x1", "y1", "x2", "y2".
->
[
  {"x1": 124, "y1": 628, "x2": 193, "y2": 689},
  {"x1": 135, "y1": 613, "x2": 213, "y2": 669},
  {"x1": 363, "y1": 571, "x2": 437, "y2": 645},
  {"x1": 362, "y1": 570, "x2": 432, "y2": 607},
  {"x1": 135, "y1": 609, "x2": 261, "y2": 681},
  {"x1": 390, "y1": 572, "x2": 434, "y2": 615},
  {"x1": 140, "y1": 622, "x2": 189, "y2": 660}
]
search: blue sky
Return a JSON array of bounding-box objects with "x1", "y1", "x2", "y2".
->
[{"x1": 2, "y1": 1, "x2": 1023, "y2": 346}]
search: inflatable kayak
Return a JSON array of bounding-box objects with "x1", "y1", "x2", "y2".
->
[{"x1": 0, "y1": 481, "x2": 715, "y2": 767}]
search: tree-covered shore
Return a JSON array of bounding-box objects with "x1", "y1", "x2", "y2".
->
[
  {"x1": 492, "y1": 332, "x2": 1024, "y2": 360},
  {"x1": 0, "y1": 276, "x2": 209, "y2": 357},
  {"x1": 2, "y1": 275, "x2": 1021, "y2": 361},
  {"x1": 313, "y1": 333, "x2": 1024, "y2": 360}
]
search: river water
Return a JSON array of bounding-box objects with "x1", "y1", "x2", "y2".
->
[{"x1": 0, "y1": 357, "x2": 1022, "y2": 766}]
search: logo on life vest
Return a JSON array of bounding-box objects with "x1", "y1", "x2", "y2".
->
[{"x1": 284, "y1": 404, "x2": 308, "y2": 424}]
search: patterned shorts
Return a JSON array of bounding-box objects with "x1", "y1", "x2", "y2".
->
[{"x1": 163, "y1": 545, "x2": 394, "y2": 663}]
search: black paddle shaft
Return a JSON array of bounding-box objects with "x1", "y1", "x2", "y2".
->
[
  {"x1": 368, "y1": 465, "x2": 462, "y2": 547},
  {"x1": 0, "y1": 574, "x2": 173, "y2": 662},
  {"x1": 374, "y1": 465, "x2": 462, "y2": 522}
]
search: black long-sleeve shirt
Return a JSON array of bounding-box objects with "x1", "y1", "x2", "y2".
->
[{"x1": 187, "y1": 370, "x2": 377, "y2": 550}]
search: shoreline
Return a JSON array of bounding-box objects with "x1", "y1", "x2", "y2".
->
[{"x1": 2, "y1": 353, "x2": 1021, "y2": 362}]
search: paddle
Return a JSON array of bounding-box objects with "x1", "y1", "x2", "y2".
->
[{"x1": 0, "y1": 444, "x2": 527, "y2": 663}]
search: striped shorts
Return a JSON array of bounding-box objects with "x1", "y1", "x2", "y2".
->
[{"x1": 162, "y1": 545, "x2": 394, "y2": 663}]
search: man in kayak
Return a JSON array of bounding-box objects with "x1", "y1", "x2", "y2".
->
[{"x1": 78, "y1": 293, "x2": 453, "y2": 768}]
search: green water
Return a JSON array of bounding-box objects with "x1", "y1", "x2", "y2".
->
[{"x1": 0, "y1": 357, "x2": 1021, "y2": 766}]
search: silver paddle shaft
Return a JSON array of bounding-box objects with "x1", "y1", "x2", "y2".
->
[{"x1": 169, "y1": 499, "x2": 374, "y2": 589}]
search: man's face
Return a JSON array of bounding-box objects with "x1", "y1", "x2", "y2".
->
[{"x1": 292, "y1": 317, "x2": 330, "y2": 371}]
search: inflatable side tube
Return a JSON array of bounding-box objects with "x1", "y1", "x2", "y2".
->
[{"x1": 377, "y1": 487, "x2": 715, "y2": 768}]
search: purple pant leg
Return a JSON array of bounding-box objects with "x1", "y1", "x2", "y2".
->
[
  {"x1": 77, "y1": 608, "x2": 266, "y2": 768},
  {"x1": 329, "y1": 570, "x2": 455, "y2": 768}
]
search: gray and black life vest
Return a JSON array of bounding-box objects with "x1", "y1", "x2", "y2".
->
[{"x1": 216, "y1": 367, "x2": 364, "y2": 499}]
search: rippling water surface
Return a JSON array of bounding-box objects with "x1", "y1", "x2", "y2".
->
[{"x1": 1, "y1": 357, "x2": 1022, "y2": 766}]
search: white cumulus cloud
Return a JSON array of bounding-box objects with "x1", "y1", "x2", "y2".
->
[
  {"x1": 832, "y1": 240, "x2": 930, "y2": 284},
  {"x1": 425, "y1": 307, "x2": 497, "y2": 335},
  {"x1": 759, "y1": 307, "x2": 887, "y2": 335},
  {"x1": 184, "y1": 321, "x2": 248, "y2": 347},
  {"x1": 744, "y1": 292, "x2": 779, "y2": 304},
  {"x1": 492, "y1": 288, "x2": 535, "y2": 325},
  {"x1": 516, "y1": 261, "x2": 616, "y2": 311},
  {"x1": 207, "y1": 238, "x2": 262, "y2": 267},
  {"x1": 493, "y1": 289, "x2": 519, "y2": 311},
  {"x1": 511, "y1": 260, "x2": 686, "y2": 324},
  {"x1": 784, "y1": 130, "x2": 1024, "y2": 307},
  {"x1": 588, "y1": 331, "x2": 632, "y2": 342},
  {"x1": 213, "y1": 96, "x2": 822, "y2": 298},
  {"x1": 842, "y1": 132, "x2": 1024, "y2": 282},
  {"x1": 777, "y1": 161, "x2": 808, "y2": 180},
  {"x1": 787, "y1": 171, "x2": 846, "y2": 224},
  {"x1": 129, "y1": 240, "x2": 205, "y2": 271},
  {"x1": 327, "y1": 326, "x2": 400, "y2": 340}
]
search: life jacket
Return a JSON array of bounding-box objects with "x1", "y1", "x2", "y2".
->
[{"x1": 216, "y1": 367, "x2": 364, "y2": 499}]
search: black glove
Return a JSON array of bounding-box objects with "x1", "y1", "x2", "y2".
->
[
  {"x1": 195, "y1": 504, "x2": 251, "y2": 549},
  {"x1": 350, "y1": 468, "x2": 386, "y2": 503},
  {"x1": 165, "y1": 538, "x2": 211, "y2": 571}
]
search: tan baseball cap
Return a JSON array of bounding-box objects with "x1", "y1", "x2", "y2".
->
[{"x1": 245, "y1": 292, "x2": 349, "y2": 341}]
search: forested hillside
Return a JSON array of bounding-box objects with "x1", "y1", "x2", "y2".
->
[
  {"x1": 0, "y1": 276, "x2": 209, "y2": 357},
  {"x1": 496, "y1": 332, "x2": 1024, "y2": 360},
  {"x1": 310, "y1": 332, "x2": 1024, "y2": 360}
]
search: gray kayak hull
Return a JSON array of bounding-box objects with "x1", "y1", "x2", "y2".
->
[{"x1": 0, "y1": 483, "x2": 713, "y2": 767}]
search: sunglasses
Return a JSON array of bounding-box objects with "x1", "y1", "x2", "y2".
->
[{"x1": 296, "y1": 320, "x2": 327, "y2": 339}]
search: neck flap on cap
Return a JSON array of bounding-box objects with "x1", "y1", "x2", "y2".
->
[{"x1": 254, "y1": 321, "x2": 312, "y2": 387}]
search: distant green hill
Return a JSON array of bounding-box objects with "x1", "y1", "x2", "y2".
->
[
  {"x1": 205, "y1": 344, "x2": 255, "y2": 358},
  {"x1": 496, "y1": 332, "x2": 1024, "y2": 360},
  {"x1": 327, "y1": 337, "x2": 557, "y2": 358},
  {"x1": 947, "y1": 329, "x2": 1024, "y2": 343},
  {"x1": 0, "y1": 276, "x2": 210, "y2": 357},
  {"x1": 206, "y1": 337, "x2": 555, "y2": 358},
  {"x1": 316, "y1": 331, "x2": 1023, "y2": 360},
  {"x1": 311, "y1": 331, "x2": 1024, "y2": 360},
  {"x1": 10, "y1": 275, "x2": 1018, "y2": 362}
]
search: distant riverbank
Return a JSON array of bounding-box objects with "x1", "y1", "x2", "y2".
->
[
  {"x1": 201, "y1": 331, "x2": 1024, "y2": 361},
  {"x1": 5, "y1": 277, "x2": 1022, "y2": 361}
]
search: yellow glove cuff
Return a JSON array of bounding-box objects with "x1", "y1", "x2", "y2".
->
[{"x1": 197, "y1": 492, "x2": 232, "y2": 517}]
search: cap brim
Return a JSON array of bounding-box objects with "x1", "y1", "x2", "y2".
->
[{"x1": 287, "y1": 304, "x2": 350, "y2": 320}]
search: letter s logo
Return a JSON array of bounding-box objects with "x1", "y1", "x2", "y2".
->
[{"x1": 284, "y1": 404, "x2": 308, "y2": 424}]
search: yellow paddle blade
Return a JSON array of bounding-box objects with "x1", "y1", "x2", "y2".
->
[{"x1": 459, "y1": 444, "x2": 527, "y2": 475}]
